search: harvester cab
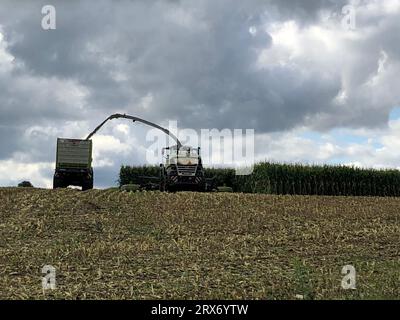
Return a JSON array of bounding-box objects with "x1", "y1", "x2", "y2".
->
[
  {"x1": 163, "y1": 145, "x2": 201, "y2": 167},
  {"x1": 160, "y1": 145, "x2": 206, "y2": 192}
]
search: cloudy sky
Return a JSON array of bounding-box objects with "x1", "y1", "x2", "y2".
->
[{"x1": 0, "y1": 0, "x2": 400, "y2": 188}]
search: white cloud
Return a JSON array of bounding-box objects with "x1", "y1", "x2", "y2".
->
[
  {"x1": 253, "y1": 115, "x2": 400, "y2": 170},
  {"x1": 0, "y1": 160, "x2": 53, "y2": 187},
  {"x1": 91, "y1": 134, "x2": 133, "y2": 167}
]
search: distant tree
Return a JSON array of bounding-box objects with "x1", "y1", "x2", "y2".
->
[{"x1": 18, "y1": 181, "x2": 34, "y2": 188}]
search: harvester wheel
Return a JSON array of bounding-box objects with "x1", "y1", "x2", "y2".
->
[
  {"x1": 160, "y1": 181, "x2": 166, "y2": 192},
  {"x1": 159, "y1": 165, "x2": 167, "y2": 192}
]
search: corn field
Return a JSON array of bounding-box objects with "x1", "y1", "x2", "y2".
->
[{"x1": 120, "y1": 163, "x2": 400, "y2": 196}]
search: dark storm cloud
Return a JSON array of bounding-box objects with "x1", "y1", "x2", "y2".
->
[
  {"x1": 0, "y1": 127, "x2": 21, "y2": 160},
  {"x1": 0, "y1": 0, "x2": 346, "y2": 134}
]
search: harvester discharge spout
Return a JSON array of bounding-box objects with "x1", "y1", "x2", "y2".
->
[{"x1": 85, "y1": 113, "x2": 182, "y2": 148}]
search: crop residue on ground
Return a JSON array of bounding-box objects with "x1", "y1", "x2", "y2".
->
[{"x1": 0, "y1": 187, "x2": 399, "y2": 299}]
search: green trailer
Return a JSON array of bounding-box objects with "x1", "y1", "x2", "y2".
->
[{"x1": 53, "y1": 138, "x2": 93, "y2": 190}]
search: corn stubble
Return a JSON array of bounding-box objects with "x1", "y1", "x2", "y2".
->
[{"x1": 0, "y1": 187, "x2": 399, "y2": 299}]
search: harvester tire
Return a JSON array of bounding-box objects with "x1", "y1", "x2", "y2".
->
[{"x1": 160, "y1": 181, "x2": 166, "y2": 192}]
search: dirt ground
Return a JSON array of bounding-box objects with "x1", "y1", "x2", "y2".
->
[{"x1": 0, "y1": 187, "x2": 398, "y2": 299}]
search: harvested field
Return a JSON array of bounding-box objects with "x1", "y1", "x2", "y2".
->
[{"x1": 0, "y1": 187, "x2": 399, "y2": 299}]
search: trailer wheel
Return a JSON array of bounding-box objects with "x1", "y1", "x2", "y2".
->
[
  {"x1": 53, "y1": 176, "x2": 65, "y2": 189},
  {"x1": 82, "y1": 178, "x2": 93, "y2": 191}
]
